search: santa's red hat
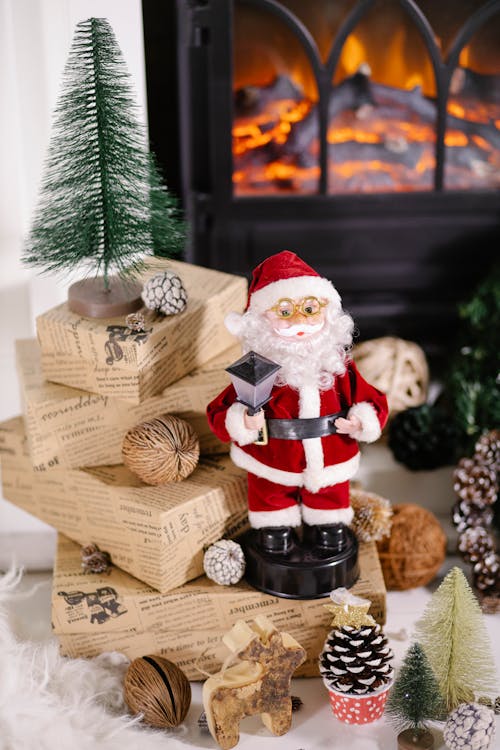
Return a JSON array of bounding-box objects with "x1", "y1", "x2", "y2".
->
[{"x1": 225, "y1": 251, "x2": 341, "y2": 335}]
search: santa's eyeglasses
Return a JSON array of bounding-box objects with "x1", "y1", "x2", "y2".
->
[{"x1": 268, "y1": 297, "x2": 329, "y2": 319}]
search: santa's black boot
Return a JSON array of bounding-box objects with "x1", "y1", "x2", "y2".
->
[
  {"x1": 257, "y1": 526, "x2": 296, "y2": 554},
  {"x1": 302, "y1": 523, "x2": 350, "y2": 553}
]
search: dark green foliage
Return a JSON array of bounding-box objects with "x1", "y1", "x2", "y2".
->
[
  {"x1": 148, "y1": 152, "x2": 185, "y2": 259},
  {"x1": 448, "y1": 267, "x2": 500, "y2": 455},
  {"x1": 23, "y1": 18, "x2": 184, "y2": 289},
  {"x1": 388, "y1": 404, "x2": 459, "y2": 470},
  {"x1": 385, "y1": 642, "x2": 443, "y2": 732}
]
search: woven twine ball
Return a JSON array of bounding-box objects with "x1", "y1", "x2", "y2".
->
[
  {"x1": 203, "y1": 539, "x2": 246, "y2": 585},
  {"x1": 141, "y1": 270, "x2": 187, "y2": 315},
  {"x1": 376, "y1": 503, "x2": 446, "y2": 590},
  {"x1": 443, "y1": 703, "x2": 495, "y2": 750},
  {"x1": 122, "y1": 415, "x2": 200, "y2": 485},
  {"x1": 124, "y1": 655, "x2": 191, "y2": 728},
  {"x1": 353, "y1": 337, "x2": 429, "y2": 419}
]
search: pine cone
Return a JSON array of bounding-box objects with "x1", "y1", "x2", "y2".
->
[
  {"x1": 453, "y1": 457, "x2": 498, "y2": 506},
  {"x1": 126, "y1": 311, "x2": 146, "y2": 332},
  {"x1": 203, "y1": 540, "x2": 246, "y2": 585},
  {"x1": 350, "y1": 489, "x2": 392, "y2": 543},
  {"x1": 388, "y1": 404, "x2": 458, "y2": 471},
  {"x1": 319, "y1": 624, "x2": 393, "y2": 695},
  {"x1": 141, "y1": 270, "x2": 188, "y2": 315},
  {"x1": 451, "y1": 499, "x2": 494, "y2": 534},
  {"x1": 495, "y1": 696, "x2": 500, "y2": 715},
  {"x1": 473, "y1": 552, "x2": 500, "y2": 594},
  {"x1": 81, "y1": 543, "x2": 112, "y2": 574},
  {"x1": 444, "y1": 703, "x2": 495, "y2": 750},
  {"x1": 474, "y1": 430, "x2": 500, "y2": 473},
  {"x1": 457, "y1": 526, "x2": 496, "y2": 564}
]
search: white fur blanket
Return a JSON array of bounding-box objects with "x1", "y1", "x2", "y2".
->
[{"x1": 0, "y1": 568, "x2": 178, "y2": 750}]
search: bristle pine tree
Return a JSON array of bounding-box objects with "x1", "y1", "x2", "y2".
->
[
  {"x1": 23, "y1": 18, "x2": 184, "y2": 291},
  {"x1": 386, "y1": 642, "x2": 443, "y2": 740},
  {"x1": 414, "y1": 567, "x2": 495, "y2": 713}
]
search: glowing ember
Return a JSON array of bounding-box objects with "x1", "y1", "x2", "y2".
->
[{"x1": 232, "y1": 28, "x2": 500, "y2": 195}]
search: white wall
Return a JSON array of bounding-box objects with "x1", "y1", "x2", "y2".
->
[{"x1": 0, "y1": 0, "x2": 147, "y2": 568}]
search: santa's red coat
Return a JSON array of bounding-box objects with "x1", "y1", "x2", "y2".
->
[{"x1": 207, "y1": 361, "x2": 388, "y2": 495}]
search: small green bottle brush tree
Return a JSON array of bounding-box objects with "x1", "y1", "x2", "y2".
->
[
  {"x1": 23, "y1": 17, "x2": 185, "y2": 318},
  {"x1": 386, "y1": 642, "x2": 443, "y2": 749}
]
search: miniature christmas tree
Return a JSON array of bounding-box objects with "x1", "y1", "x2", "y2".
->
[
  {"x1": 414, "y1": 567, "x2": 496, "y2": 713},
  {"x1": 386, "y1": 642, "x2": 443, "y2": 749},
  {"x1": 319, "y1": 589, "x2": 394, "y2": 724},
  {"x1": 23, "y1": 17, "x2": 184, "y2": 317}
]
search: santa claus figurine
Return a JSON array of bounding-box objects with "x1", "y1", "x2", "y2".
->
[{"x1": 207, "y1": 251, "x2": 388, "y2": 591}]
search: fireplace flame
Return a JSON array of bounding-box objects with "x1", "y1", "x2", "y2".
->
[{"x1": 233, "y1": 21, "x2": 500, "y2": 194}]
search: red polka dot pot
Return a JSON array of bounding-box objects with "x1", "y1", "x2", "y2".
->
[{"x1": 324, "y1": 678, "x2": 393, "y2": 725}]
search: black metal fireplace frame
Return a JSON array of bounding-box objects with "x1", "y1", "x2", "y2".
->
[{"x1": 174, "y1": 0, "x2": 500, "y2": 349}]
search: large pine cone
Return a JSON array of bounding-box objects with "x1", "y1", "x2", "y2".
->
[
  {"x1": 458, "y1": 526, "x2": 496, "y2": 564},
  {"x1": 319, "y1": 625, "x2": 393, "y2": 695},
  {"x1": 388, "y1": 404, "x2": 458, "y2": 471},
  {"x1": 452, "y1": 499, "x2": 494, "y2": 534},
  {"x1": 474, "y1": 552, "x2": 500, "y2": 594},
  {"x1": 453, "y1": 457, "x2": 498, "y2": 506},
  {"x1": 474, "y1": 430, "x2": 500, "y2": 473}
]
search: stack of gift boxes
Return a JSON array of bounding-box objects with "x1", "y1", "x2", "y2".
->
[{"x1": 0, "y1": 258, "x2": 387, "y2": 679}]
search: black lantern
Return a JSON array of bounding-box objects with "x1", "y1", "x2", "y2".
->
[{"x1": 226, "y1": 351, "x2": 281, "y2": 416}]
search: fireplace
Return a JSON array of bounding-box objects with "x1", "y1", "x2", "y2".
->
[{"x1": 145, "y1": 0, "x2": 500, "y2": 352}]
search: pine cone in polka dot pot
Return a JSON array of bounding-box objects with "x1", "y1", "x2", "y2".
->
[{"x1": 319, "y1": 588, "x2": 394, "y2": 725}]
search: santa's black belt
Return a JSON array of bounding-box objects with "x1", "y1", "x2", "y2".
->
[{"x1": 266, "y1": 410, "x2": 348, "y2": 440}]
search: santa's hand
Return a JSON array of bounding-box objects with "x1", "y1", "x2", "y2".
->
[
  {"x1": 335, "y1": 415, "x2": 362, "y2": 435},
  {"x1": 244, "y1": 409, "x2": 265, "y2": 430}
]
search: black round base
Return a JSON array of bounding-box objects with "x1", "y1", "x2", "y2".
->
[{"x1": 239, "y1": 527, "x2": 359, "y2": 599}]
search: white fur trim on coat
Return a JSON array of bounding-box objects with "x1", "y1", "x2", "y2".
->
[
  {"x1": 248, "y1": 505, "x2": 301, "y2": 529},
  {"x1": 347, "y1": 401, "x2": 382, "y2": 443},
  {"x1": 249, "y1": 276, "x2": 341, "y2": 314},
  {"x1": 225, "y1": 402, "x2": 260, "y2": 446},
  {"x1": 303, "y1": 452, "x2": 360, "y2": 493},
  {"x1": 230, "y1": 445, "x2": 361, "y2": 492},
  {"x1": 301, "y1": 505, "x2": 354, "y2": 526}
]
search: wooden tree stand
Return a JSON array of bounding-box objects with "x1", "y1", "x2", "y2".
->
[
  {"x1": 68, "y1": 276, "x2": 143, "y2": 318},
  {"x1": 398, "y1": 728, "x2": 434, "y2": 750}
]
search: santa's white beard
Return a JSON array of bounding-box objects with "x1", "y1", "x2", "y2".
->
[{"x1": 238, "y1": 307, "x2": 354, "y2": 390}]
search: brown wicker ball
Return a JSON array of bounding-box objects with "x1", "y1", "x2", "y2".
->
[
  {"x1": 124, "y1": 655, "x2": 191, "y2": 728},
  {"x1": 353, "y1": 337, "x2": 429, "y2": 418},
  {"x1": 122, "y1": 415, "x2": 200, "y2": 485},
  {"x1": 376, "y1": 503, "x2": 446, "y2": 590}
]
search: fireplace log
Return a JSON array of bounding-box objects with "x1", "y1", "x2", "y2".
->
[
  {"x1": 234, "y1": 74, "x2": 303, "y2": 116},
  {"x1": 328, "y1": 140, "x2": 425, "y2": 168}
]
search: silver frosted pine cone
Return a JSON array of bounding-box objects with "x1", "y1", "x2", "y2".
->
[
  {"x1": 203, "y1": 540, "x2": 246, "y2": 585},
  {"x1": 443, "y1": 702, "x2": 495, "y2": 750},
  {"x1": 141, "y1": 270, "x2": 187, "y2": 315}
]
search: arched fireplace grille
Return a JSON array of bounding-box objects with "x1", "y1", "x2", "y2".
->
[
  {"x1": 232, "y1": 0, "x2": 500, "y2": 194},
  {"x1": 173, "y1": 0, "x2": 500, "y2": 350}
]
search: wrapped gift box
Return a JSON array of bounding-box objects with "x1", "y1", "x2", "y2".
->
[
  {"x1": 53, "y1": 535, "x2": 386, "y2": 679},
  {"x1": 16, "y1": 339, "x2": 238, "y2": 469},
  {"x1": 36, "y1": 259, "x2": 247, "y2": 403},
  {"x1": 0, "y1": 417, "x2": 248, "y2": 592}
]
